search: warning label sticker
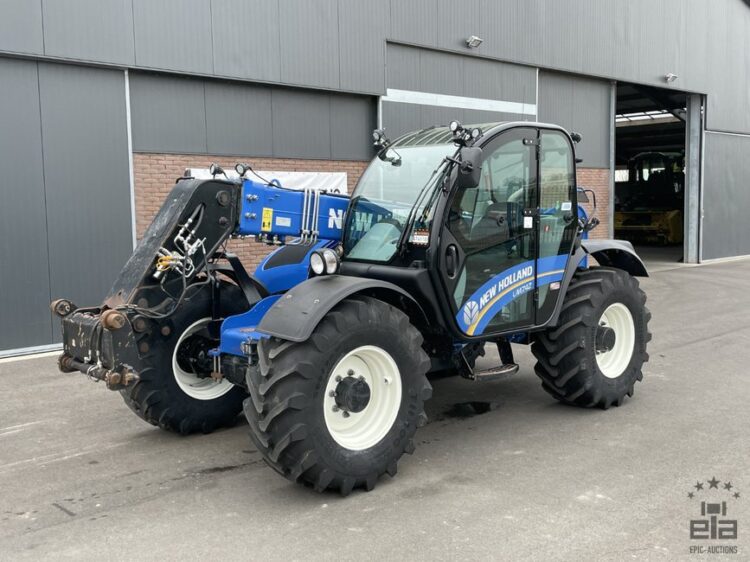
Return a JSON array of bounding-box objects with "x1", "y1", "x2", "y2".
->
[{"x1": 261, "y1": 208, "x2": 273, "y2": 232}]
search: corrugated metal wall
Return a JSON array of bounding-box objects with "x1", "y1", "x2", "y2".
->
[
  {"x1": 702, "y1": 132, "x2": 750, "y2": 260},
  {"x1": 129, "y1": 73, "x2": 375, "y2": 160},
  {"x1": 0, "y1": 60, "x2": 133, "y2": 352},
  {"x1": 537, "y1": 71, "x2": 611, "y2": 168},
  {"x1": 2, "y1": 0, "x2": 749, "y2": 136},
  {"x1": 382, "y1": 44, "x2": 536, "y2": 137},
  {"x1": 0, "y1": 58, "x2": 51, "y2": 349}
]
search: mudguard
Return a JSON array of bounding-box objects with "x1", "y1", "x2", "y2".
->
[
  {"x1": 581, "y1": 239, "x2": 649, "y2": 277},
  {"x1": 256, "y1": 275, "x2": 424, "y2": 342},
  {"x1": 543, "y1": 239, "x2": 647, "y2": 329}
]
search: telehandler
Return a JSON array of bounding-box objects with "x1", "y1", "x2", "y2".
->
[{"x1": 52, "y1": 121, "x2": 650, "y2": 495}]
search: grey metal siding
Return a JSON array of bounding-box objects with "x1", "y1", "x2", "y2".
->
[
  {"x1": 383, "y1": 45, "x2": 536, "y2": 137},
  {"x1": 387, "y1": 44, "x2": 536, "y2": 103},
  {"x1": 130, "y1": 74, "x2": 208, "y2": 154},
  {"x1": 0, "y1": 59, "x2": 52, "y2": 349},
  {"x1": 130, "y1": 73, "x2": 375, "y2": 160},
  {"x1": 205, "y1": 81, "x2": 273, "y2": 157},
  {"x1": 390, "y1": 0, "x2": 438, "y2": 48},
  {"x1": 38, "y1": 64, "x2": 133, "y2": 314},
  {"x1": 701, "y1": 132, "x2": 750, "y2": 260},
  {"x1": 701, "y1": 2, "x2": 750, "y2": 134},
  {"x1": 338, "y1": 0, "x2": 388, "y2": 93},
  {"x1": 0, "y1": 0, "x2": 749, "y2": 134},
  {"x1": 0, "y1": 0, "x2": 43, "y2": 55},
  {"x1": 330, "y1": 95, "x2": 376, "y2": 160},
  {"x1": 132, "y1": 0, "x2": 213, "y2": 74},
  {"x1": 278, "y1": 0, "x2": 339, "y2": 89},
  {"x1": 211, "y1": 0, "x2": 281, "y2": 83},
  {"x1": 538, "y1": 71, "x2": 611, "y2": 169},
  {"x1": 42, "y1": 0, "x2": 135, "y2": 65},
  {"x1": 271, "y1": 89, "x2": 332, "y2": 159}
]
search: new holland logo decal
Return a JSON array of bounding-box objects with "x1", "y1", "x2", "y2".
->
[
  {"x1": 463, "y1": 301, "x2": 479, "y2": 326},
  {"x1": 455, "y1": 255, "x2": 568, "y2": 336}
]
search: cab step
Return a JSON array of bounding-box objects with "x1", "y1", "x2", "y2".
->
[
  {"x1": 460, "y1": 347, "x2": 520, "y2": 381},
  {"x1": 466, "y1": 363, "x2": 519, "y2": 382}
]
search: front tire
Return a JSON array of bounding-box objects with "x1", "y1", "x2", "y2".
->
[
  {"x1": 244, "y1": 296, "x2": 431, "y2": 495},
  {"x1": 531, "y1": 267, "x2": 651, "y2": 409},
  {"x1": 120, "y1": 282, "x2": 249, "y2": 434}
]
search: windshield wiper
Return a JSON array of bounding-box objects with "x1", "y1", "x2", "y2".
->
[{"x1": 395, "y1": 146, "x2": 461, "y2": 255}]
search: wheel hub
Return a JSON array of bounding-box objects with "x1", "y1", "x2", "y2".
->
[
  {"x1": 595, "y1": 303, "x2": 636, "y2": 379},
  {"x1": 595, "y1": 326, "x2": 616, "y2": 353},
  {"x1": 172, "y1": 317, "x2": 234, "y2": 400},
  {"x1": 176, "y1": 333, "x2": 214, "y2": 377},
  {"x1": 323, "y1": 346, "x2": 403, "y2": 451},
  {"x1": 334, "y1": 376, "x2": 371, "y2": 413}
]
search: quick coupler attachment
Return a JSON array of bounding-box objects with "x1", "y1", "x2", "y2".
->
[{"x1": 57, "y1": 353, "x2": 139, "y2": 391}]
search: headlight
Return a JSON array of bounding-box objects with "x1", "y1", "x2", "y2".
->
[
  {"x1": 309, "y1": 248, "x2": 340, "y2": 276},
  {"x1": 321, "y1": 248, "x2": 340, "y2": 274},
  {"x1": 310, "y1": 251, "x2": 326, "y2": 275}
]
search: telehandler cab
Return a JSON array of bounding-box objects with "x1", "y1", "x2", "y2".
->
[{"x1": 52, "y1": 121, "x2": 651, "y2": 495}]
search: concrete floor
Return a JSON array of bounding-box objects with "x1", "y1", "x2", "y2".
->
[{"x1": 1, "y1": 259, "x2": 749, "y2": 560}]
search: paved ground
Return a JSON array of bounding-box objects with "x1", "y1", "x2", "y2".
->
[{"x1": 1, "y1": 259, "x2": 749, "y2": 561}]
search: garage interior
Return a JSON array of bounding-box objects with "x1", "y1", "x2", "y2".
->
[{"x1": 615, "y1": 83, "x2": 688, "y2": 264}]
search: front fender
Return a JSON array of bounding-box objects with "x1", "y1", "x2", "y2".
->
[
  {"x1": 581, "y1": 239, "x2": 649, "y2": 277},
  {"x1": 257, "y1": 275, "x2": 422, "y2": 342}
]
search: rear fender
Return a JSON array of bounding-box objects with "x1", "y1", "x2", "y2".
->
[
  {"x1": 543, "y1": 239, "x2": 648, "y2": 328},
  {"x1": 581, "y1": 239, "x2": 649, "y2": 277},
  {"x1": 256, "y1": 275, "x2": 427, "y2": 343}
]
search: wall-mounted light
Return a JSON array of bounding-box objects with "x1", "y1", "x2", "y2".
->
[
  {"x1": 466, "y1": 35, "x2": 483, "y2": 48},
  {"x1": 665, "y1": 73, "x2": 678, "y2": 83}
]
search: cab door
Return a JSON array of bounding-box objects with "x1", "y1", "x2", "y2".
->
[
  {"x1": 535, "y1": 128, "x2": 578, "y2": 324},
  {"x1": 437, "y1": 127, "x2": 577, "y2": 337},
  {"x1": 439, "y1": 127, "x2": 539, "y2": 337}
]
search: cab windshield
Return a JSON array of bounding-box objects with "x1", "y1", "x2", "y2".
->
[{"x1": 343, "y1": 144, "x2": 454, "y2": 262}]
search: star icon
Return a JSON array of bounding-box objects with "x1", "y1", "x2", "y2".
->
[
  {"x1": 724, "y1": 482, "x2": 733, "y2": 491},
  {"x1": 734, "y1": 492, "x2": 741, "y2": 499},
  {"x1": 694, "y1": 481, "x2": 704, "y2": 491},
  {"x1": 707, "y1": 476, "x2": 720, "y2": 489},
  {"x1": 688, "y1": 492, "x2": 694, "y2": 499}
]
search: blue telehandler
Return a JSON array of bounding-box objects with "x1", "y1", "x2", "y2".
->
[{"x1": 52, "y1": 121, "x2": 650, "y2": 495}]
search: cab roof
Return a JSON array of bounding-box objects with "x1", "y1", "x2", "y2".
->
[
  {"x1": 393, "y1": 121, "x2": 570, "y2": 148},
  {"x1": 394, "y1": 123, "x2": 503, "y2": 147}
]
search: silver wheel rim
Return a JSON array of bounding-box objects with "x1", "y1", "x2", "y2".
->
[
  {"x1": 172, "y1": 317, "x2": 234, "y2": 400},
  {"x1": 596, "y1": 303, "x2": 636, "y2": 379},
  {"x1": 323, "y1": 345, "x2": 402, "y2": 451}
]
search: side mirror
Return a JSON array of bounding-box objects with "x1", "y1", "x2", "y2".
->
[{"x1": 457, "y1": 146, "x2": 482, "y2": 188}]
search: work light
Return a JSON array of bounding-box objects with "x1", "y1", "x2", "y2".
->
[
  {"x1": 321, "y1": 248, "x2": 340, "y2": 274},
  {"x1": 310, "y1": 251, "x2": 326, "y2": 275}
]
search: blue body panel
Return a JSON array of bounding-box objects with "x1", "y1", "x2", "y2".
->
[
  {"x1": 237, "y1": 179, "x2": 349, "y2": 241},
  {"x1": 253, "y1": 239, "x2": 337, "y2": 294},
  {"x1": 219, "y1": 295, "x2": 281, "y2": 355}
]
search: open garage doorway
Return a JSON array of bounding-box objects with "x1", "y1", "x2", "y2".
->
[{"x1": 615, "y1": 83, "x2": 691, "y2": 266}]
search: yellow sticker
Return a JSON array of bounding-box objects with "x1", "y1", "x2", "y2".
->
[{"x1": 261, "y1": 207, "x2": 273, "y2": 232}]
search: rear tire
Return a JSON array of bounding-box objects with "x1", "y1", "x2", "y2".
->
[
  {"x1": 244, "y1": 296, "x2": 431, "y2": 495},
  {"x1": 531, "y1": 267, "x2": 651, "y2": 409},
  {"x1": 120, "y1": 282, "x2": 249, "y2": 434}
]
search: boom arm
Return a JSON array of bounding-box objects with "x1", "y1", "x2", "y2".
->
[{"x1": 236, "y1": 179, "x2": 348, "y2": 244}]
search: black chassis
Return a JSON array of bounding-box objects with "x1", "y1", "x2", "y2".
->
[{"x1": 56, "y1": 178, "x2": 261, "y2": 389}]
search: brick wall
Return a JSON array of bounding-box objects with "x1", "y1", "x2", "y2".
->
[
  {"x1": 133, "y1": 153, "x2": 369, "y2": 269},
  {"x1": 577, "y1": 167, "x2": 610, "y2": 240}
]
